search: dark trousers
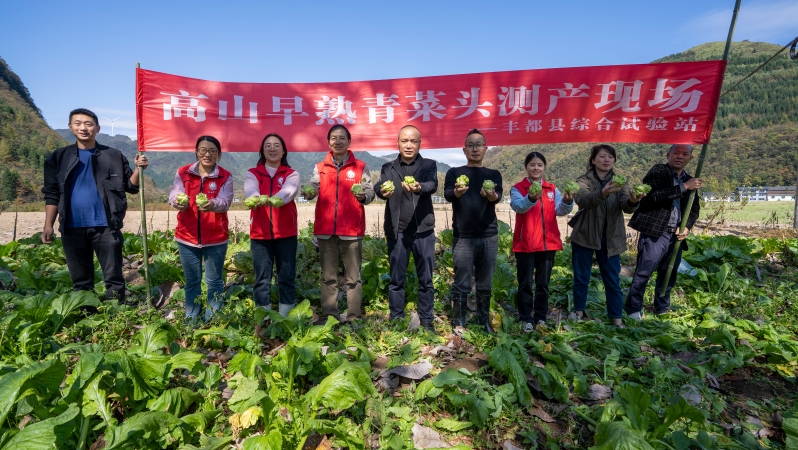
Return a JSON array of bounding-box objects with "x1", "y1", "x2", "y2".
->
[
  {"x1": 452, "y1": 235, "x2": 499, "y2": 295},
  {"x1": 61, "y1": 226, "x2": 125, "y2": 302},
  {"x1": 251, "y1": 237, "x2": 298, "y2": 308},
  {"x1": 387, "y1": 230, "x2": 435, "y2": 321},
  {"x1": 515, "y1": 251, "x2": 556, "y2": 323},
  {"x1": 572, "y1": 240, "x2": 624, "y2": 319},
  {"x1": 625, "y1": 231, "x2": 682, "y2": 314}
]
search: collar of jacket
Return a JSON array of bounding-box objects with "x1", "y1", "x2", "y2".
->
[
  {"x1": 187, "y1": 162, "x2": 223, "y2": 178},
  {"x1": 392, "y1": 154, "x2": 423, "y2": 172},
  {"x1": 68, "y1": 142, "x2": 109, "y2": 156},
  {"x1": 589, "y1": 167, "x2": 615, "y2": 185},
  {"x1": 252, "y1": 163, "x2": 290, "y2": 177},
  {"x1": 323, "y1": 150, "x2": 356, "y2": 168}
]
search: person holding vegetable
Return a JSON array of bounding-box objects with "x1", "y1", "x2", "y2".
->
[
  {"x1": 244, "y1": 133, "x2": 299, "y2": 317},
  {"x1": 42, "y1": 108, "x2": 148, "y2": 307},
  {"x1": 569, "y1": 144, "x2": 643, "y2": 328},
  {"x1": 304, "y1": 125, "x2": 375, "y2": 324},
  {"x1": 168, "y1": 136, "x2": 233, "y2": 323},
  {"x1": 510, "y1": 152, "x2": 574, "y2": 332},
  {"x1": 625, "y1": 144, "x2": 701, "y2": 320},
  {"x1": 375, "y1": 125, "x2": 438, "y2": 331},
  {"x1": 444, "y1": 129, "x2": 503, "y2": 332}
]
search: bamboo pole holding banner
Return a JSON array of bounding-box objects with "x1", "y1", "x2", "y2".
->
[
  {"x1": 659, "y1": 0, "x2": 741, "y2": 297},
  {"x1": 137, "y1": 62, "x2": 152, "y2": 296}
]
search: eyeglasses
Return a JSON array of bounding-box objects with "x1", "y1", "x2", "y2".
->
[
  {"x1": 197, "y1": 149, "x2": 219, "y2": 156},
  {"x1": 466, "y1": 143, "x2": 486, "y2": 150},
  {"x1": 329, "y1": 137, "x2": 349, "y2": 142},
  {"x1": 263, "y1": 144, "x2": 282, "y2": 150}
]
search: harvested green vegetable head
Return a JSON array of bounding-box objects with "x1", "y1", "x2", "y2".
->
[
  {"x1": 268, "y1": 196, "x2": 284, "y2": 207},
  {"x1": 382, "y1": 180, "x2": 395, "y2": 192},
  {"x1": 403, "y1": 176, "x2": 416, "y2": 185},
  {"x1": 300, "y1": 186, "x2": 315, "y2": 197},
  {"x1": 456, "y1": 174, "x2": 469, "y2": 187},
  {"x1": 175, "y1": 193, "x2": 189, "y2": 206},
  {"x1": 564, "y1": 181, "x2": 580, "y2": 195},
  {"x1": 483, "y1": 180, "x2": 495, "y2": 191},
  {"x1": 350, "y1": 184, "x2": 364, "y2": 194},
  {"x1": 195, "y1": 193, "x2": 209, "y2": 207},
  {"x1": 529, "y1": 182, "x2": 543, "y2": 196},
  {"x1": 633, "y1": 183, "x2": 652, "y2": 195},
  {"x1": 258, "y1": 195, "x2": 271, "y2": 206},
  {"x1": 244, "y1": 196, "x2": 261, "y2": 209},
  {"x1": 612, "y1": 175, "x2": 627, "y2": 187}
]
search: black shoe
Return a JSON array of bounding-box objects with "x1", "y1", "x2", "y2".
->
[{"x1": 420, "y1": 319, "x2": 435, "y2": 332}]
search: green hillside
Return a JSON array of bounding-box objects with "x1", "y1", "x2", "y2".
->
[
  {"x1": 484, "y1": 41, "x2": 798, "y2": 189},
  {"x1": 0, "y1": 57, "x2": 69, "y2": 202}
]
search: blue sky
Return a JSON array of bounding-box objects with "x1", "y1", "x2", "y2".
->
[{"x1": 1, "y1": 0, "x2": 796, "y2": 165}]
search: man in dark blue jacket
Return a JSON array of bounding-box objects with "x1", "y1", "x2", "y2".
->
[
  {"x1": 375, "y1": 125, "x2": 438, "y2": 331},
  {"x1": 41, "y1": 108, "x2": 148, "y2": 305}
]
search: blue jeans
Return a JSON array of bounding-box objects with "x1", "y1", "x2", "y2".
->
[
  {"x1": 452, "y1": 235, "x2": 498, "y2": 295},
  {"x1": 625, "y1": 231, "x2": 682, "y2": 314},
  {"x1": 387, "y1": 230, "x2": 435, "y2": 321},
  {"x1": 251, "y1": 237, "x2": 297, "y2": 308},
  {"x1": 572, "y1": 240, "x2": 623, "y2": 319},
  {"x1": 177, "y1": 242, "x2": 227, "y2": 321}
]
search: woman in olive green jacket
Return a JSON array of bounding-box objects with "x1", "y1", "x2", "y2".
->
[{"x1": 569, "y1": 144, "x2": 642, "y2": 327}]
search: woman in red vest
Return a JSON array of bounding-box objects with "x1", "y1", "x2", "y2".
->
[
  {"x1": 168, "y1": 136, "x2": 233, "y2": 323},
  {"x1": 510, "y1": 152, "x2": 574, "y2": 332},
  {"x1": 244, "y1": 133, "x2": 299, "y2": 317}
]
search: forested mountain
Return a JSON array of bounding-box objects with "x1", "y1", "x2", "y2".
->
[
  {"x1": 484, "y1": 41, "x2": 798, "y2": 189},
  {"x1": 2, "y1": 40, "x2": 797, "y2": 202}
]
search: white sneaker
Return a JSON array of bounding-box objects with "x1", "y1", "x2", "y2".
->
[
  {"x1": 523, "y1": 322, "x2": 535, "y2": 333},
  {"x1": 628, "y1": 311, "x2": 644, "y2": 321}
]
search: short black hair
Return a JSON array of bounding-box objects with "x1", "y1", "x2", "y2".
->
[
  {"x1": 524, "y1": 151, "x2": 546, "y2": 167},
  {"x1": 69, "y1": 108, "x2": 99, "y2": 125},
  {"x1": 586, "y1": 144, "x2": 617, "y2": 173},
  {"x1": 327, "y1": 124, "x2": 351, "y2": 141},
  {"x1": 195, "y1": 135, "x2": 222, "y2": 160},
  {"x1": 464, "y1": 128, "x2": 485, "y2": 145},
  {"x1": 258, "y1": 133, "x2": 290, "y2": 168}
]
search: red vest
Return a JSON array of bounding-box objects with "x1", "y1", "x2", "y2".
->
[
  {"x1": 512, "y1": 178, "x2": 563, "y2": 253},
  {"x1": 248, "y1": 164, "x2": 298, "y2": 240},
  {"x1": 314, "y1": 151, "x2": 366, "y2": 237},
  {"x1": 175, "y1": 164, "x2": 231, "y2": 246}
]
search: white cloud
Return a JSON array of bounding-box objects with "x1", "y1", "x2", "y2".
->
[{"x1": 685, "y1": 1, "x2": 798, "y2": 44}]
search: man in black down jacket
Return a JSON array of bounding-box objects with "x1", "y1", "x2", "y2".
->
[
  {"x1": 41, "y1": 108, "x2": 148, "y2": 305},
  {"x1": 375, "y1": 125, "x2": 438, "y2": 330},
  {"x1": 625, "y1": 144, "x2": 702, "y2": 319}
]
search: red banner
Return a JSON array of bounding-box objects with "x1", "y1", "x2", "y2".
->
[{"x1": 136, "y1": 61, "x2": 726, "y2": 152}]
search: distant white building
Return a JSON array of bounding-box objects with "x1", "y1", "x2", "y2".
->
[
  {"x1": 702, "y1": 192, "x2": 736, "y2": 202},
  {"x1": 736, "y1": 186, "x2": 795, "y2": 202}
]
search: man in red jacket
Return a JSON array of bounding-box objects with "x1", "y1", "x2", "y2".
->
[{"x1": 306, "y1": 125, "x2": 375, "y2": 324}]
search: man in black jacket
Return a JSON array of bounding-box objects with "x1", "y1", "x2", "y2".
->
[
  {"x1": 444, "y1": 129, "x2": 502, "y2": 332},
  {"x1": 625, "y1": 144, "x2": 701, "y2": 319},
  {"x1": 375, "y1": 125, "x2": 438, "y2": 330},
  {"x1": 41, "y1": 108, "x2": 148, "y2": 305}
]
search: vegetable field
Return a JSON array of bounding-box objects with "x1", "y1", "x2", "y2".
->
[{"x1": 0, "y1": 223, "x2": 797, "y2": 449}]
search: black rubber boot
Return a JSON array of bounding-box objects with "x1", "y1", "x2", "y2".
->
[
  {"x1": 451, "y1": 293, "x2": 468, "y2": 327},
  {"x1": 476, "y1": 290, "x2": 495, "y2": 333}
]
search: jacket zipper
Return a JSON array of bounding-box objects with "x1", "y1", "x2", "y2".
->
[
  {"x1": 333, "y1": 163, "x2": 340, "y2": 236},
  {"x1": 539, "y1": 185, "x2": 547, "y2": 252},
  {"x1": 269, "y1": 174, "x2": 275, "y2": 240},
  {"x1": 392, "y1": 163, "x2": 421, "y2": 235},
  {"x1": 197, "y1": 177, "x2": 205, "y2": 245}
]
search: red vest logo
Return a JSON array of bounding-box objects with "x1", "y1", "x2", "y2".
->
[
  {"x1": 209, "y1": 181, "x2": 217, "y2": 191},
  {"x1": 346, "y1": 169, "x2": 355, "y2": 180},
  {"x1": 278, "y1": 176, "x2": 284, "y2": 186},
  {"x1": 547, "y1": 191, "x2": 554, "y2": 199}
]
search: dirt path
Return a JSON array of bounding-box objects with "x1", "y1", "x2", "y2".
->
[{"x1": 0, "y1": 204, "x2": 580, "y2": 245}]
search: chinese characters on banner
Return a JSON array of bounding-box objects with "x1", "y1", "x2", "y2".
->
[{"x1": 136, "y1": 61, "x2": 726, "y2": 152}]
